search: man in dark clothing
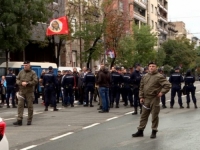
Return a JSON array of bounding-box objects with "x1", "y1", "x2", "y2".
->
[
  {"x1": 110, "y1": 66, "x2": 123, "y2": 108},
  {"x1": 83, "y1": 68, "x2": 95, "y2": 107},
  {"x1": 6, "y1": 68, "x2": 16, "y2": 108},
  {"x1": 169, "y1": 67, "x2": 184, "y2": 108},
  {"x1": 62, "y1": 70, "x2": 76, "y2": 107},
  {"x1": 122, "y1": 69, "x2": 133, "y2": 107},
  {"x1": 43, "y1": 66, "x2": 58, "y2": 111},
  {"x1": 73, "y1": 68, "x2": 79, "y2": 101},
  {"x1": 96, "y1": 66, "x2": 111, "y2": 113},
  {"x1": 131, "y1": 63, "x2": 142, "y2": 115},
  {"x1": 56, "y1": 70, "x2": 63, "y2": 103}
]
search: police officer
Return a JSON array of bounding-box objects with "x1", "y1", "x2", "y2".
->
[
  {"x1": 169, "y1": 67, "x2": 184, "y2": 108},
  {"x1": 56, "y1": 70, "x2": 63, "y2": 103},
  {"x1": 62, "y1": 70, "x2": 76, "y2": 107},
  {"x1": 184, "y1": 70, "x2": 197, "y2": 108},
  {"x1": 84, "y1": 68, "x2": 95, "y2": 107},
  {"x1": 158, "y1": 68, "x2": 167, "y2": 108},
  {"x1": 122, "y1": 69, "x2": 133, "y2": 107},
  {"x1": 43, "y1": 66, "x2": 58, "y2": 111},
  {"x1": 6, "y1": 68, "x2": 16, "y2": 108},
  {"x1": 110, "y1": 66, "x2": 123, "y2": 108},
  {"x1": 131, "y1": 63, "x2": 142, "y2": 115}
]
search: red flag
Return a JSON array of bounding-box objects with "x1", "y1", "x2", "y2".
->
[{"x1": 46, "y1": 16, "x2": 69, "y2": 36}]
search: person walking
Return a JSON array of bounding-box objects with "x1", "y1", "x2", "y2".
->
[
  {"x1": 0, "y1": 76, "x2": 6, "y2": 105},
  {"x1": 132, "y1": 62, "x2": 171, "y2": 138},
  {"x1": 13, "y1": 61, "x2": 38, "y2": 126},
  {"x1": 184, "y1": 70, "x2": 198, "y2": 108}
]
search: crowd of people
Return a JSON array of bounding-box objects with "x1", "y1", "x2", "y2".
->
[{"x1": 0, "y1": 61, "x2": 198, "y2": 128}]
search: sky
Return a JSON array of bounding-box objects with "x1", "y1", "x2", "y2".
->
[{"x1": 168, "y1": 0, "x2": 200, "y2": 38}]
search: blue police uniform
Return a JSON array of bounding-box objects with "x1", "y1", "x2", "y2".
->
[
  {"x1": 122, "y1": 73, "x2": 133, "y2": 107},
  {"x1": 184, "y1": 73, "x2": 197, "y2": 108},
  {"x1": 83, "y1": 71, "x2": 95, "y2": 107},
  {"x1": 169, "y1": 70, "x2": 184, "y2": 108},
  {"x1": 62, "y1": 73, "x2": 75, "y2": 107},
  {"x1": 110, "y1": 71, "x2": 123, "y2": 108},
  {"x1": 43, "y1": 69, "x2": 58, "y2": 111},
  {"x1": 5, "y1": 71, "x2": 16, "y2": 108},
  {"x1": 130, "y1": 69, "x2": 142, "y2": 114}
]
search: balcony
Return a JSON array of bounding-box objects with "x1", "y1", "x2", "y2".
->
[
  {"x1": 158, "y1": 2, "x2": 168, "y2": 12},
  {"x1": 134, "y1": 0, "x2": 147, "y2": 10},
  {"x1": 158, "y1": 16, "x2": 168, "y2": 24},
  {"x1": 134, "y1": 12, "x2": 147, "y2": 23},
  {"x1": 157, "y1": 26, "x2": 168, "y2": 35}
]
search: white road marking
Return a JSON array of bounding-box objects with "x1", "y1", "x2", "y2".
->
[
  {"x1": 106, "y1": 116, "x2": 118, "y2": 121},
  {"x1": 82, "y1": 123, "x2": 100, "y2": 129},
  {"x1": 125, "y1": 111, "x2": 135, "y2": 115},
  {"x1": 3, "y1": 118, "x2": 15, "y2": 121},
  {"x1": 50, "y1": 132, "x2": 74, "y2": 140},
  {"x1": 20, "y1": 145, "x2": 37, "y2": 150}
]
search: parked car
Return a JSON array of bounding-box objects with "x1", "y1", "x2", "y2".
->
[{"x1": 0, "y1": 117, "x2": 9, "y2": 150}]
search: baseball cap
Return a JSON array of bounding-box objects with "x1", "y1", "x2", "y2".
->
[{"x1": 23, "y1": 61, "x2": 30, "y2": 64}]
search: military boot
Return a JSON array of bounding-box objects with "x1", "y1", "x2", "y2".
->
[
  {"x1": 194, "y1": 103, "x2": 198, "y2": 109},
  {"x1": 186, "y1": 103, "x2": 190, "y2": 108},
  {"x1": 53, "y1": 107, "x2": 59, "y2": 111},
  {"x1": 180, "y1": 105, "x2": 184, "y2": 109},
  {"x1": 132, "y1": 107, "x2": 137, "y2": 115},
  {"x1": 162, "y1": 105, "x2": 167, "y2": 108},
  {"x1": 132, "y1": 130, "x2": 144, "y2": 137},
  {"x1": 150, "y1": 130, "x2": 157, "y2": 139},
  {"x1": 27, "y1": 121, "x2": 32, "y2": 125},
  {"x1": 44, "y1": 106, "x2": 48, "y2": 111},
  {"x1": 13, "y1": 120, "x2": 22, "y2": 126}
]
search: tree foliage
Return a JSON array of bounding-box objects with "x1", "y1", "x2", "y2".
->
[
  {"x1": 116, "y1": 24, "x2": 157, "y2": 67},
  {"x1": 0, "y1": 0, "x2": 53, "y2": 52},
  {"x1": 162, "y1": 37, "x2": 196, "y2": 70}
]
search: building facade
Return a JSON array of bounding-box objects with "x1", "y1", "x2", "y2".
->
[
  {"x1": 168, "y1": 22, "x2": 178, "y2": 40},
  {"x1": 172, "y1": 21, "x2": 187, "y2": 37}
]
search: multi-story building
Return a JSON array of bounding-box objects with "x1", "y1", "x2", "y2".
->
[
  {"x1": 147, "y1": 0, "x2": 158, "y2": 33},
  {"x1": 157, "y1": 0, "x2": 168, "y2": 45},
  {"x1": 131, "y1": 0, "x2": 147, "y2": 27},
  {"x1": 172, "y1": 21, "x2": 187, "y2": 37},
  {"x1": 168, "y1": 22, "x2": 178, "y2": 40}
]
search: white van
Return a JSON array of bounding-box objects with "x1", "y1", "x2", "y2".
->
[{"x1": 58, "y1": 67, "x2": 81, "y2": 73}]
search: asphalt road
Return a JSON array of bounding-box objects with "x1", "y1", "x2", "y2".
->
[{"x1": 1, "y1": 83, "x2": 200, "y2": 150}]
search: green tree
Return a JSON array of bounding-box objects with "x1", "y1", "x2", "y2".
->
[
  {"x1": 116, "y1": 24, "x2": 157, "y2": 67},
  {"x1": 0, "y1": 0, "x2": 53, "y2": 70},
  {"x1": 162, "y1": 37, "x2": 196, "y2": 71}
]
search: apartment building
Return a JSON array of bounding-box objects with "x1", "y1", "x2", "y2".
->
[
  {"x1": 131, "y1": 0, "x2": 147, "y2": 27},
  {"x1": 147, "y1": 0, "x2": 158, "y2": 33},
  {"x1": 172, "y1": 21, "x2": 187, "y2": 37},
  {"x1": 168, "y1": 22, "x2": 178, "y2": 40},
  {"x1": 157, "y1": 0, "x2": 168, "y2": 45}
]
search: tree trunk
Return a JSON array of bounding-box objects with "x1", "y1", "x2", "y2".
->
[{"x1": 55, "y1": 39, "x2": 63, "y2": 67}]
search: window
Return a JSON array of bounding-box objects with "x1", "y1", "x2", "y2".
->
[
  {"x1": 151, "y1": 4, "x2": 154, "y2": 13},
  {"x1": 71, "y1": 18, "x2": 76, "y2": 36},
  {"x1": 152, "y1": 20, "x2": 154, "y2": 29},
  {"x1": 155, "y1": 7, "x2": 157, "y2": 15},
  {"x1": 119, "y1": 1, "x2": 123, "y2": 12}
]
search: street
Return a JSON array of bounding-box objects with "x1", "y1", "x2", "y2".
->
[{"x1": 1, "y1": 83, "x2": 200, "y2": 150}]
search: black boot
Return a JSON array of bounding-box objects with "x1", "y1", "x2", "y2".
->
[
  {"x1": 97, "y1": 106, "x2": 102, "y2": 110},
  {"x1": 150, "y1": 130, "x2": 157, "y2": 138},
  {"x1": 54, "y1": 107, "x2": 59, "y2": 111},
  {"x1": 162, "y1": 105, "x2": 167, "y2": 108},
  {"x1": 13, "y1": 120, "x2": 22, "y2": 126},
  {"x1": 132, "y1": 107, "x2": 137, "y2": 115},
  {"x1": 27, "y1": 121, "x2": 32, "y2": 125},
  {"x1": 180, "y1": 105, "x2": 184, "y2": 109},
  {"x1": 132, "y1": 130, "x2": 144, "y2": 137},
  {"x1": 110, "y1": 103, "x2": 113, "y2": 108},
  {"x1": 44, "y1": 106, "x2": 48, "y2": 111},
  {"x1": 186, "y1": 103, "x2": 190, "y2": 108},
  {"x1": 194, "y1": 103, "x2": 198, "y2": 109}
]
